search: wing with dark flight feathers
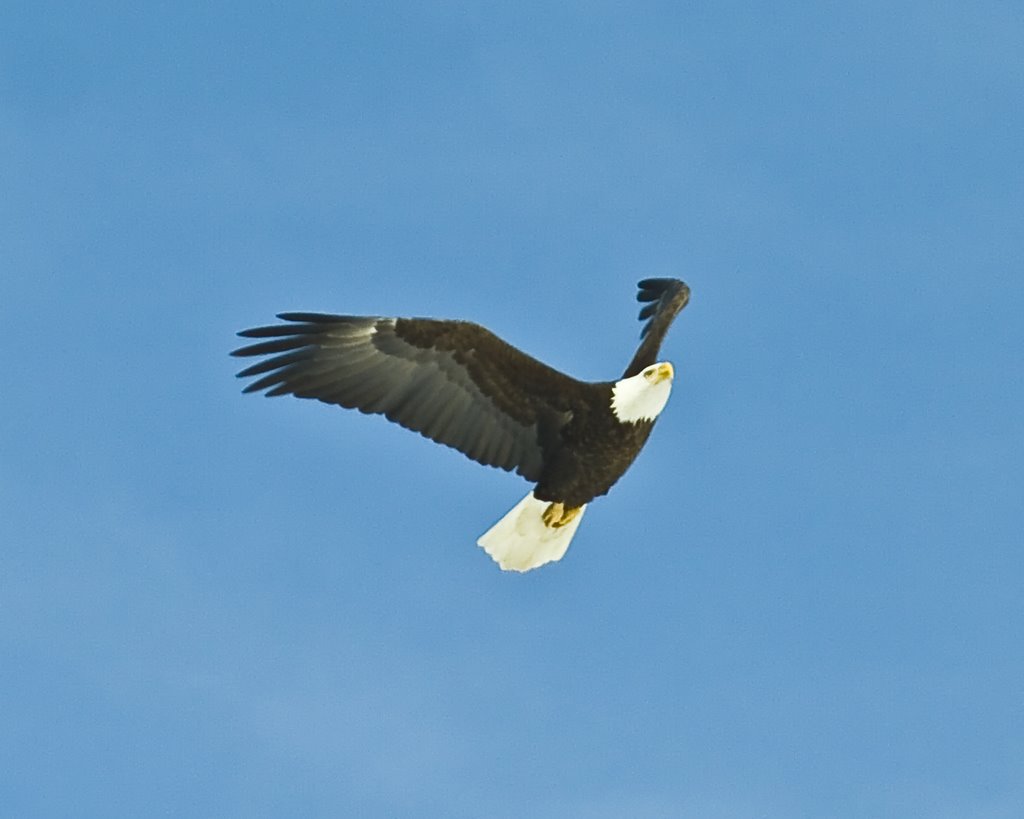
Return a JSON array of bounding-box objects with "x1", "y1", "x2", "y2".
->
[
  {"x1": 232, "y1": 314, "x2": 586, "y2": 481},
  {"x1": 622, "y1": 278, "x2": 691, "y2": 378}
]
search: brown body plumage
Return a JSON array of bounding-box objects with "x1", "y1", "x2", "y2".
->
[{"x1": 233, "y1": 278, "x2": 690, "y2": 570}]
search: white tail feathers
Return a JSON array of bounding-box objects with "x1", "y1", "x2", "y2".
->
[{"x1": 477, "y1": 492, "x2": 587, "y2": 572}]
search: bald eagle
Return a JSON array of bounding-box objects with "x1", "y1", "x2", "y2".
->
[{"x1": 233, "y1": 278, "x2": 690, "y2": 571}]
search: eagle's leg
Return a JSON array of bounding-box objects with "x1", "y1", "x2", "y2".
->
[{"x1": 542, "y1": 501, "x2": 583, "y2": 529}]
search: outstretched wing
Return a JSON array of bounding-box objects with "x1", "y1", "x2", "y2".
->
[
  {"x1": 622, "y1": 278, "x2": 691, "y2": 377},
  {"x1": 232, "y1": 314, "x2": 585, "y2": 481}
]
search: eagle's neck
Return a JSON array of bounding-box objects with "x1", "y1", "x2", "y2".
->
[{"x1": 610, "y1": 363, "x2": 673, "y2": 423}]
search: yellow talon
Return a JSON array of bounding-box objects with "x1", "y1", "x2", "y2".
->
[{"x1": 542, "y1": 502, "x2": 582, "y2": 528}]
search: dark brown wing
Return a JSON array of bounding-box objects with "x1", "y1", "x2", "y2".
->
[
  {"x1": 232, "y1": 314, "x2": 588, "y2": 481},
  {"x1": 622, "y1": 278, "x2": 691, "y2": 377}
]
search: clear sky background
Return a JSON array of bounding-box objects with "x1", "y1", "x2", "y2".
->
[{"x1": 3, "y1": 3, "x2": 1022, "y2": 817}]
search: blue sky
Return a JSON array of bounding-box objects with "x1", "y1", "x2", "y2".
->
[{"x1": 3, "y1": 2, "x2": 1022, "y2": 817}]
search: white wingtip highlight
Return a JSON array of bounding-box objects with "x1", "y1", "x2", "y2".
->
[{"x1": 477, "y1": 492, "x2": 587, "y2": 572}]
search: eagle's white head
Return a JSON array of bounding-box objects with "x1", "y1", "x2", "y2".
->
[{"x1": 610, "y1": 361, "x2": 674, "y2": 423}]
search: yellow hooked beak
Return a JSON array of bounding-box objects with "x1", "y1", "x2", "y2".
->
[{"x1": 646, "y1": 362, "x2": 674, "y2": 384}]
